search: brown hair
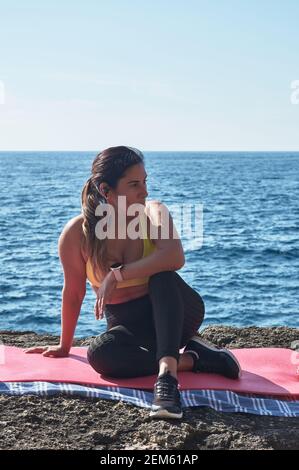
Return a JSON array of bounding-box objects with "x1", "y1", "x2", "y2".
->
[{"x1": 81, "y1": 146, "x2": 144, "y2": 282}]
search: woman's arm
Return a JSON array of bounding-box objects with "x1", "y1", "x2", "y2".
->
[
  {"x1": 121, "y1": 201, "x2": 185, "y2": 281},
  {"x1": 58, "y1": 217, "x2": 87, "y2": 352},
  {"x1": 25, "y1": 217, "x2": 87, "y2": 356}
]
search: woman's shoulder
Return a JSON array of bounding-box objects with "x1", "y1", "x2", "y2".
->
[
  {"x1": 145, "y1": 199, "x2": 170, "y2": 225},
  {"x1": 144, "y1": 199, "x2": 164, "y2": 216},
  {"x1": 145, "y1": 199, "x2": 161, "y2": 208},
  {"x1": 59, "y1": 214, "x2": 88, "y2": 262},
  {"x1": 60, "y1": 214, "x2": 84, "y2": 236}
]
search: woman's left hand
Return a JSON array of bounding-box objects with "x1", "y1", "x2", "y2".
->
[{"x1": 94, "y1": 271, "x2": 117, "y2": 320}]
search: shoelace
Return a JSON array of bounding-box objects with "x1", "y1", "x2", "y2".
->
[{"x1": 155, "y1": 377, "x2": 178, "y2": 400}]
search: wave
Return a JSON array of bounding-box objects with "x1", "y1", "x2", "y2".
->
[
  {"x1": 261, "y1": 247, "x2": 299, "y2": 258},
  {"x1": 187, "y1": 244, "x2": 299, "y2": 259}
]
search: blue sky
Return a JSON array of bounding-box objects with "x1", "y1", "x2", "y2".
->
[{"x1": 0, "y1": 0, "x2": 299, "y2": 150}]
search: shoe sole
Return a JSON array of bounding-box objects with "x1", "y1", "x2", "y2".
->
[
  {"x1": 189, "y1": 336, "x2": 242, "y2": 379},
  {"x1": 150, "y1": 409, "x2": 183, "y2": 419}
]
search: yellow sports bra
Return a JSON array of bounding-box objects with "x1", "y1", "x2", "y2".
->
[{"x1": 86, "y1": 211, "x2": 156, "y2": 289}]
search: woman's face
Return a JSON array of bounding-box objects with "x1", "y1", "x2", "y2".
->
[{"x1": 110, "y1": 163, "x2": 148, "y2": 211}]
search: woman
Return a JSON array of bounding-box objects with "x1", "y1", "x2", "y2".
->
[{"x1": 25, "y1": 146, "x2": 241, "y2": 420}]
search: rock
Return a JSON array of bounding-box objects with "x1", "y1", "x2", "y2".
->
[{"x1": 0, "y1": 326, "x2": 299, "y2": 450}]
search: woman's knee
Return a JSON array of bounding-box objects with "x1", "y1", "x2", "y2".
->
[
  {"x1": 197, "y1": 292, "x2": 205, "y2": 321},
  {"x1": 173, "y1": 271, "x2": 206, "y2": 321},
  {"x1": 148, "y1": 271, "x2": 175, "y2": 291},
  {"x1": 87, "y1": 326, "x2": 130, "y2": 376}
]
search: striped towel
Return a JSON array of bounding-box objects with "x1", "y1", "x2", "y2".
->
[{"x1": 1, "y1": 381, "x2": 299, "y2": 417}]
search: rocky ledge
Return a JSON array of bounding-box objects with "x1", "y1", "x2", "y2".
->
[{"x1": 0, "y1": 326, "x2": 299, "y2": 450}]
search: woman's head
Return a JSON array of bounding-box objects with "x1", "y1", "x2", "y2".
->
[
  {"x1": 81, "y1": 146, "x2": 147, "y2": 278},
  {"x1": 98, "y1": 150, "x2": 148, "y2": 210}
]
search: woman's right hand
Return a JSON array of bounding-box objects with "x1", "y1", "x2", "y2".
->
[{"x1": 24, "y1": 345, "x2": 69, "y2": 357}]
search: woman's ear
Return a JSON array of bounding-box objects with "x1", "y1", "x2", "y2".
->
[{"x1": 99, "y1": 182, "x2": 110, "y2": 199}]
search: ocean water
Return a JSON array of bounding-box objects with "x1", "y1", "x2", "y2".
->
[{"x1": 0, "y1": 151, "x2": 298, "y2": 338}]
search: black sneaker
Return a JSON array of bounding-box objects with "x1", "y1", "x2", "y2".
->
[
  {"x1": 184, "y1": 336, "x2": 242, "y2": 379},
  {"x1": 150, "y1": 372, "x2": 183, "y2": 419}
]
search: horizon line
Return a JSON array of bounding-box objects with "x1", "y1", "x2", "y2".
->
[{"x1": 1, "y1": 149, "x2": 299, "y2": 153}]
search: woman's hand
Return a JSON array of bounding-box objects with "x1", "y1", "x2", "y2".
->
[
  {"x1": 24, "y1": 345, "x2": 69, "y2": 357},
  {"x1": 94, "y1": 271, "x2": 117, "y2": 320}
]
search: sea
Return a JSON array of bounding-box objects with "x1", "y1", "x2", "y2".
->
[{"x1": 0, "y1": 151, "x2": 298, "y2": 338}]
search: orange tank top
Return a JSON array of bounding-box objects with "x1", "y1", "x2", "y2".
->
[{"x1": 86, "y1": 211, "x2": 156, "y2": 288}]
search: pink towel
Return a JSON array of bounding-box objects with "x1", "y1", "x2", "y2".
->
[{"x1": 1, "y1": 346, "x2": 299, "y2": 396}]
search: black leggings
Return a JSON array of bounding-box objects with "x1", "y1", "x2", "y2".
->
[{"x1": 87, "y1": 271, "x2": 205, "y2": 378}]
